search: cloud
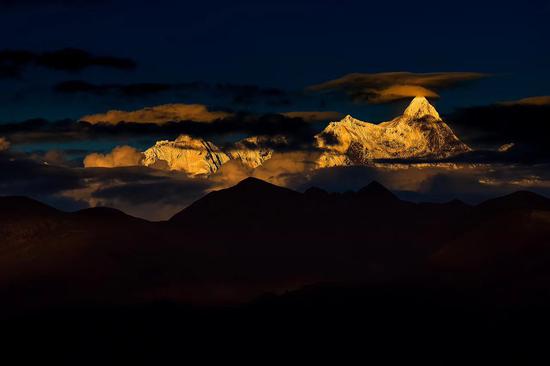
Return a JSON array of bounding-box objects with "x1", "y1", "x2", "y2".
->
[
  {"x1": 0, "y1": 137, "x2": 10, "y2": 151},
  {"x1": 0, "y1": 48, "x2": 136, "y2": 78},
  {"x1": 499, "y1": 96, "x2": 550, "y2": 106},
  {"x1": 210, "y1": 151, "x2": 319, "y2": 188},
  {"x1": 447, "y1": 103, "x2": 550, "y2": 163},
  {"x1": 53, "y1": 80, "x2": 292, "y2": 105},
  {"x1": 54, "y1": 81, "x2": 177, "y2": 97},
  {"x1": 83, "y1": 145, "x2": 144, "y2": 168},
  {"x1": 0, "y1": 0, "x2": 104, "y2": 7},
  {"x1": 4, "y1": 146, "x2": 550, "y2": 222},
  {"x1": 0, "y1": 118, "x2": 88, "y2": 145},
  {"x1": 86, "y1": 178, "x2": 212, "y2": 221},
  {"x1": 80, "y1": 104, "x2": 233, "y2": 124},
  {"x1": 1, "y1": 112, "x2": 319, "y2": 149},
  {"x1": 281, "y1": 111, "x2": 342, "y2": 122},
  {"x1": 367, "y1": 85, "x2": 439, "y2": 103},
  {"x1": 0, "y1": 151, "x2": 213, "y2": 220},
  {"x1": 308, "y1": 72, "x2": 487, "y2": 104}
]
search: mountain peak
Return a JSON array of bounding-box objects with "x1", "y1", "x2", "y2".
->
[
  {"x1": 478, "y1": 190, "x2": 550, "y2": 212},
  {"x1": 232, "y1": 176, "x2": 299, "y2": 195},
  {"x1": 235, "y1": 176, "x2": 273, "y2": 188},
  {"x1": 403, "y1": 96, "x2": 441, "y2": 120},
  {"x1": 358, "y1": 181, "x2": 398, "y2": 200}
]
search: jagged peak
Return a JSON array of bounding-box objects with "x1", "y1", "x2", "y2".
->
[
  {"x1": 403, "y1": 96, "x2": 441, "y2": 120},
  {"x1": 341, "y1": 114, "x2": 356, "y2": 123}
]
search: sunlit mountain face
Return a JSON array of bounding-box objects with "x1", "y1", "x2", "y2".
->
[
  {"x1": 127, "y1": 97, "x2": 470, "y2": 175},
  {"x1": 1, "y1": 0, "x2": 550, "y2": 362}
]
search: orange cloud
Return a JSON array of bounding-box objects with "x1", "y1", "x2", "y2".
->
[
  {"x1": 211, "y1": 160, "x2": 254, "y2": 188},
  {"x1": 83, "y1": 145, "x2": 144, "y2": 168},
  {"x1": 252, "y1": 151, "x2": 319, "y2": 186},
  {"x1": 81, "y1": 103, "x2": 232, "y2": 125},
  {"x1": 0, "y1": 137, "x2": 10, "y2": 151},
  {"x1": 367, "y1": 85, "x2": 439, "y2": 104},
  {"x1": 499, "y1": 96, "x2": 550, "y2": 106},
  {"x1": 308, "y1": 72, "x2": 487, "y2": 104},
  {"x1": 210, "y1": 151, "x2": 320, "y2": 188},
  {"x1": 282, "y1": 111, "x2": 342, "y2": 122}
]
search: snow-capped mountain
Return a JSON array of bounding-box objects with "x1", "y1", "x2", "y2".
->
[
  {"x1": 142, "y1": 135, "x2": 282, "y2": 175},
  {"x1": 141, "y1": 97, "x2": 470, "y2": 175},
  {"x1": 142, "y1": 135, "x2": 230, "y2": 175},
  {"x1": 226, "y1": 135, "x2": 286, "y2": 169},
  {"x1": 315, "y1": 97, "x2": 471, "y2": 168}
]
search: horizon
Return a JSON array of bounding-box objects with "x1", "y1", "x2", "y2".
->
[
  {"x1": 2, "y1": 93, "x2": 550, "y2": 220},
  {"x1": 2, "y1": 175, "x2": 546, "y2": 222}
]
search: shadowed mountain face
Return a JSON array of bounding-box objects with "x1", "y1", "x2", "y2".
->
[{"x1": 1, "y1": 177, "x2": 550, "y2": 309}]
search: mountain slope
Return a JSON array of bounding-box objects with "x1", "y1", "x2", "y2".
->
[
  {"x1": 315, "y1": 97, "x2": 471, "y2": 167},
  {"x1": 142, "y1": 135, "x2": 230, "y2": 175},
  {"x1": 2, "y1": 179, "x2": 550, "y2": 307},
  {"x1": 170, "y1": 177, "x2": 303, "y2": 227},
  {"x1": 139, "y1": 97, "x2": 472, "y2": 175}
]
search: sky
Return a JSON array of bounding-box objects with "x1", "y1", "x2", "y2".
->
[
  {"x1": 1, "y1": 0, "x2": 550, "y2": 220},
  {"x1": 1, "y1": 0, "x2": 549, "y2": 121}
]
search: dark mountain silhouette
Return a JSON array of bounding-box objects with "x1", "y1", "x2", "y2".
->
[
  {"x1": 3, "y1": 179, "x2": 550, "y2": 363},
  {"x1": 170, "y1": 177, "x2": 303, "y2": 227},
  {"x1": 1, "y1": 178, "x2": 550, "y2": 310},
  {"x1": 357, "y1": 180, "x2": 398, "y2": 201},
  {"x1": 477, "y1": 190, "x2": 550, "y2": 212}
]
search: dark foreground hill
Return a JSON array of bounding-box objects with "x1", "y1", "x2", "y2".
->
[
  {"x1": 3, "y1": 178, "x2": 550, "y2": 363},
  {"x1": 2, "y1": 177, "x2": 550, "y2": 307}
]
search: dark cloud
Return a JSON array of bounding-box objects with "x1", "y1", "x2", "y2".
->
[
  {"x1": 0, "y1": 0, "x2": 107, "y2": 11},
  {"x1": 0, "y1": 0, "x2": 98, "y2": 5},
  {"x1": 0, "y1": 113, "x2": 321, "y2": 149},
  {"x1": 4, "y1": 145, "x2": 550, "y2": 221},
  {"x1": 287, "y1": 164, "x2": 550, "y2": 205},
  {"x1": 54, "y1": 80, "x2": 188, "y2": 97},
  {"x1": 446, "y1": 103, "x2": 550, "y2": 162},
  {"x1": 0, "y1": 151, "x2": 85, "y2": 203},
  {"x1": 0, "y1": 118, "x2": 90, "y2": 144},
  {"x1": 499, "y1": 96, "x2": 550, "y2": 106},
  {"x1": 0, "y1": 151, "x2": 212, "y2": 220},
  {"x1": 0, "y1": 48, "x2": 136, "y2": 79},
  {"x1": 53, "y1": 80, "x2": 292, "y2": 105},
  {"x1": 91, "y1": 179, "x2": 210, "y2": 206},
  {"x1": 308, "y1": 72, "x2": 487, "y2": 104}
]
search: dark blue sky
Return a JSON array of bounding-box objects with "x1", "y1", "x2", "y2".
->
[{"x1": 1, "y1": 0, "x2": 549, "y2": 121}]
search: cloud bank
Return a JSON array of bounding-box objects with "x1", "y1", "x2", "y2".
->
[
  {"x1": 281, "y1": 111, "x2": 342, "y2": 122},
  {"x1": 0, "y1": 48, "x2": 136, "y2": 79},
  {"x1": 54, "y1": 80, "x2": 292, "y2": 106},
  {"x1": 308, "y1": 72, "x2": 487, "y2": 104},
  {"x1": 80, "y1": 104, "x2": 233, "y2": 124},
  {"x1": 0, "y1": 137, "x2": 10, "y2": 151},
  {"x1": 500, "y1": 96, "x2": 550, "y2": 106},
  {"x1": 83, "y1": 145, "x2": 143, "y2": 168}
]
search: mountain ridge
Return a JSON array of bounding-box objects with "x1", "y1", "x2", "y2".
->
[
  {"x1": 140, "y1": 97, "x2": 471, "y2": 175},
  {"x1": 315, "y1": 97, "x2": 471, "y2": 167},
  {"x1": 2, "y1": 178, "x2": 550, "y2": 307}
]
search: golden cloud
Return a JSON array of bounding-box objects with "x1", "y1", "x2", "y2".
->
[
  {"x1": 308, "y1": 72, "x2": 487, "y2": 104},
  {"x1": 211, "y1": 160, "x2": 254, "y2": 188},
  {"x1": 210, "y1": 151, "x2": 320, "y2": 188},
  {"x1": 499, "y1": 96, "x2": 550, "y2": 106},
  {"x1": 80, "y1": 103, "x2": 233, "y2": 125},
  {"x1": 252, "y1": 151, "x2": 320, "y2": 186},
  {"x1": 83, "y1": 145, "x2": 144, "y2": 168},
  {"x1": 281, "y1": 111, "x2": 342, "y2": 122},
  {"x1": 0, "y1": 137, "x2": 10, "y2": 151},
  {"x1": 367, "y1": 85, "x2": 439, "y2": 104}
]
